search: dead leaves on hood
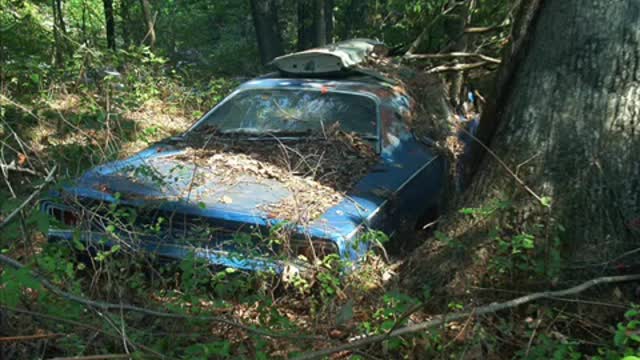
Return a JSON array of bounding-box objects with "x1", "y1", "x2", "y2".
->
[{"x1": 173, "y1": 130, "x2": 378, "y2": 223}]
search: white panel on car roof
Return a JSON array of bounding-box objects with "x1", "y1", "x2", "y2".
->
[{"x1": 270, "y1": 38, "x2": 388, "y2": 75}]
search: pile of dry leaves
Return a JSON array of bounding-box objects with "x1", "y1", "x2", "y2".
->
[
  {"x1": 175, "y1": 130, "x2": 377, "y2": 222},
  {"x1": 361, "y1": 57, "x2": 466, "y2": 161}
]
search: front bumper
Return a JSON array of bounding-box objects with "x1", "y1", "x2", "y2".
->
[{"x1": 47, "y1": 227, "x2": 311, "y2": 274}]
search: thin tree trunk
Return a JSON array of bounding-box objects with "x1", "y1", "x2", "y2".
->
[
  {"x1": 249, "y1": 0, "x2": 284, "y2": 64},
  {"x1": 103, "y1": 0, "x2": 116, "y2": 50},
  {"x1": 343, "y1": 0, "x2": 367, "y2": 38},
  {"x1": 139, "y1": 0, "x2": 156, "y2": 48},
  {"x1": 297, "y1": 0, "x2": 313, "y2": 50},
  {"x1": 52, "y1": 0, "x2": 64, "y2": 66},
  {"x1": 444, "y1": 0, "x2": 470, "y2": 108},
  {"x1": 119, "y1": 0, "x2": 131, "y2": 47},
  {"x1": 324, "y1": 0, "x2": 333, "y2": 44},
  {"x1": 81, "y1": 0, "x2": 87, "y2": 44},
  {"x1": 312, "y1": 0, "x2": 326, "y2": 47},
  {"x1": 168, "y1": 0, "x2": 178, "y2": 56},
  {"x1": 55, "y1": 0, "x2": 67, "y2": 35}
]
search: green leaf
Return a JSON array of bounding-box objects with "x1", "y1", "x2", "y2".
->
[{"x1": 540, "y1": 196, "x2": 552, "y2": 208}]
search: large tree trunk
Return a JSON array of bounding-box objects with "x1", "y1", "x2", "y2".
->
[
  {"x1": 403, "y1": 0, "x2": 640, "y2": 292},
  {"x1": 250, "y1": 0, "x2": 284, "y2": 65},
  {"x1": 103, "y1": 0, "x2": 116, "y2": 50}
]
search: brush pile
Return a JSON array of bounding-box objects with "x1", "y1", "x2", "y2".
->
[
  {"x1": 175, "y1": 129, "x2": 377, "y2": 222},
  {"x1": 359, "y1": 57, "x2": 465, "y2": 160}
]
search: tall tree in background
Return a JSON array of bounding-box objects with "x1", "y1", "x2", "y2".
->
[
  {"x1": 444, "y1": 0, "x2": 471, "y2": 107},
  {"x1": 297, "y1": 0, "x2": 333, "y2": 50},
  {"x1": 404, "y1": 0, "x2": 640, "y2": 290},
  {"x1": 324, "y1": 0, "x2": 333, "y2": 43},
  {"x1": 139, "y1": 0, "x2": 156, "y2": 48},
  {"x1": 250, "y1": 0, "x2": 284, "y2": 64},
  {"x1": 52, "y1": 0, "x2": 67, "y2": 66},
  {"x1": 297, "y1": 0, "x2": 313, "y2": 50},
  {"x1": 311, "y1": 0, "x2": 326, "y2": 46},
  {"x1": 342, "y1": 0, "x2": 367, "y2": 39},
  {"x1": 119, "y1": 0, "x2": 131, "y2": 47},
  {"x1": 103, "y1": 0, "x2": 116, "y2": 49}
]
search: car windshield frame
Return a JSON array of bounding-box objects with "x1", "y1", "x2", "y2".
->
[{"x1": 185, "y1": 85, "x2": 382, "y2": 152}]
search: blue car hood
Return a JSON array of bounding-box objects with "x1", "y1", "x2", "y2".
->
[
  {"x1": 76, "y1": 148, "x2": 292, "y2": 215},
  {"x1": 63, "y1": 144, "x2": 385, "y2": 243}
]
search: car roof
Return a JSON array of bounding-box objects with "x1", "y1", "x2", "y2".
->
[{"x1": 236, "y1": 74, "x2": 402, "y2": 106}]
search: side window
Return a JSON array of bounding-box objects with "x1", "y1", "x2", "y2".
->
[{"x1": 380, "y1": 105, "x2": 412, "y2": 154}]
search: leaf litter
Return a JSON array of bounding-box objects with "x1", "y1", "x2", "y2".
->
[{"x1": 172, "y1": 128, "x2": 378, "y2": 223}]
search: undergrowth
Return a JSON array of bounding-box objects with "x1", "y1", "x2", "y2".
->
[{"x1": 1, "y1": 46, "x2": 638, "y2": 359}]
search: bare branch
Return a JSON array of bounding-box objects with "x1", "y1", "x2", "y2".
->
[
  {"x1": 293, "y1": 274, "x2": 640, "y2": 360},
  {"x1": 48, "y1": 355, "x2": 132, "y2": 360},
  {"x1": 425, "y1": 61, "x2": 492, "y2": 73},
  {"x1": 0, "y1": 333, "x2": 64, "y2": 342},
  {"x1": 0, "y1": 165, "x2": 56, "y2": 229},
  {"x1": 464, "y1": 25, "x2": 504, "y2": 33},
  {"x1": 405, "y1": 52, "x2": 501, "y2": 64},
  {"x1": 0, "y1": 160, "x2": 39, "y2": 176}
]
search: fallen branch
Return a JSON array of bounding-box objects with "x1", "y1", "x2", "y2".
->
[
  {"x1": 0, "y1": 165, "x2": 56, "y2": 229},
  {"x1": 0, "y1": 333, "x2": 64, "y2": 342},
  {"x1": 405, "y1": 52, "x2": 501, "y2": 64},
  {"x1": 49, "y1": 355, "x2": 131, "y2": 360},
  {"x1": 1, "y1": 305, "x2": 163, "y2": 358},
  {"x1": 426, "y1": 61, "x2": 493, "y2": 74},
  {"x1": 293, "y1": 274, "x2": 640, "y2": 360},
  {"x1": 0, "y1": 253, "x2": 322, "y2": 342},
  {"x1": 0, "y1": 160, "x2": 38, "y2": 176},
  {"x1": 464, "y1": 25, "x2": 506, "y2": 33}
]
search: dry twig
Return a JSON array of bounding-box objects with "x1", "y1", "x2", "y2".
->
[
  {"x1": 0, "y1": 333, "x2": 64, "y2": 342},
  {"x1": 405, "y1": 52, "x2": 501, "y2": 64},
  {"x1": 0, "y1": 165, "x2": 56, "y2": 229}
]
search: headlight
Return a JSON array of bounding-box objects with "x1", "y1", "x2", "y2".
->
[{"x1": 43, "y1": 202, "x2": 79, "y2": 226}]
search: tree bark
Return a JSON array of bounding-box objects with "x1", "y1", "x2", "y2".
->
[
  {"x1": 312, "y1": 0, "x2": 326, "y2": 47},
  {"x1": 51, "y1": 0, "x2": 66, "y2": 66},
  {"x1": 119, "y1": 0, "x2": 131, "y2": 47},
  {"x1": 403, "y1": 0, "x2": 640, "y2": 292},
  {"x1": 249, "y1": 0, "x2": 284, "y2": 65},
  {"x1": 103, "y1": 0, "x2": 116, "y2": 50},
  {"x1": 324, "y1": 0, "x2": 333, "y2": 43},
  {"x1": 297, "y1": 0, "x2": 313, "y2": 50},
  {"x1": 342, "y1": 0, "x2": 367, "y2": 39},
  {"x1": 444, "y1": 0, "x2": 470, "y2": 108},
  {"x1": 139, "y1": 0, "x2": 156, "y2": 48}
]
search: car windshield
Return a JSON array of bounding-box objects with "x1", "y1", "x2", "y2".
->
[{"x1": 191, "y1": 88, "x2": 378, "y2": 137}]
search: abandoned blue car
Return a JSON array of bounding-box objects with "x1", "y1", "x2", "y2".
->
[{"x1": 42, "y1": 41, "x2": 465, "y2": 273}]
